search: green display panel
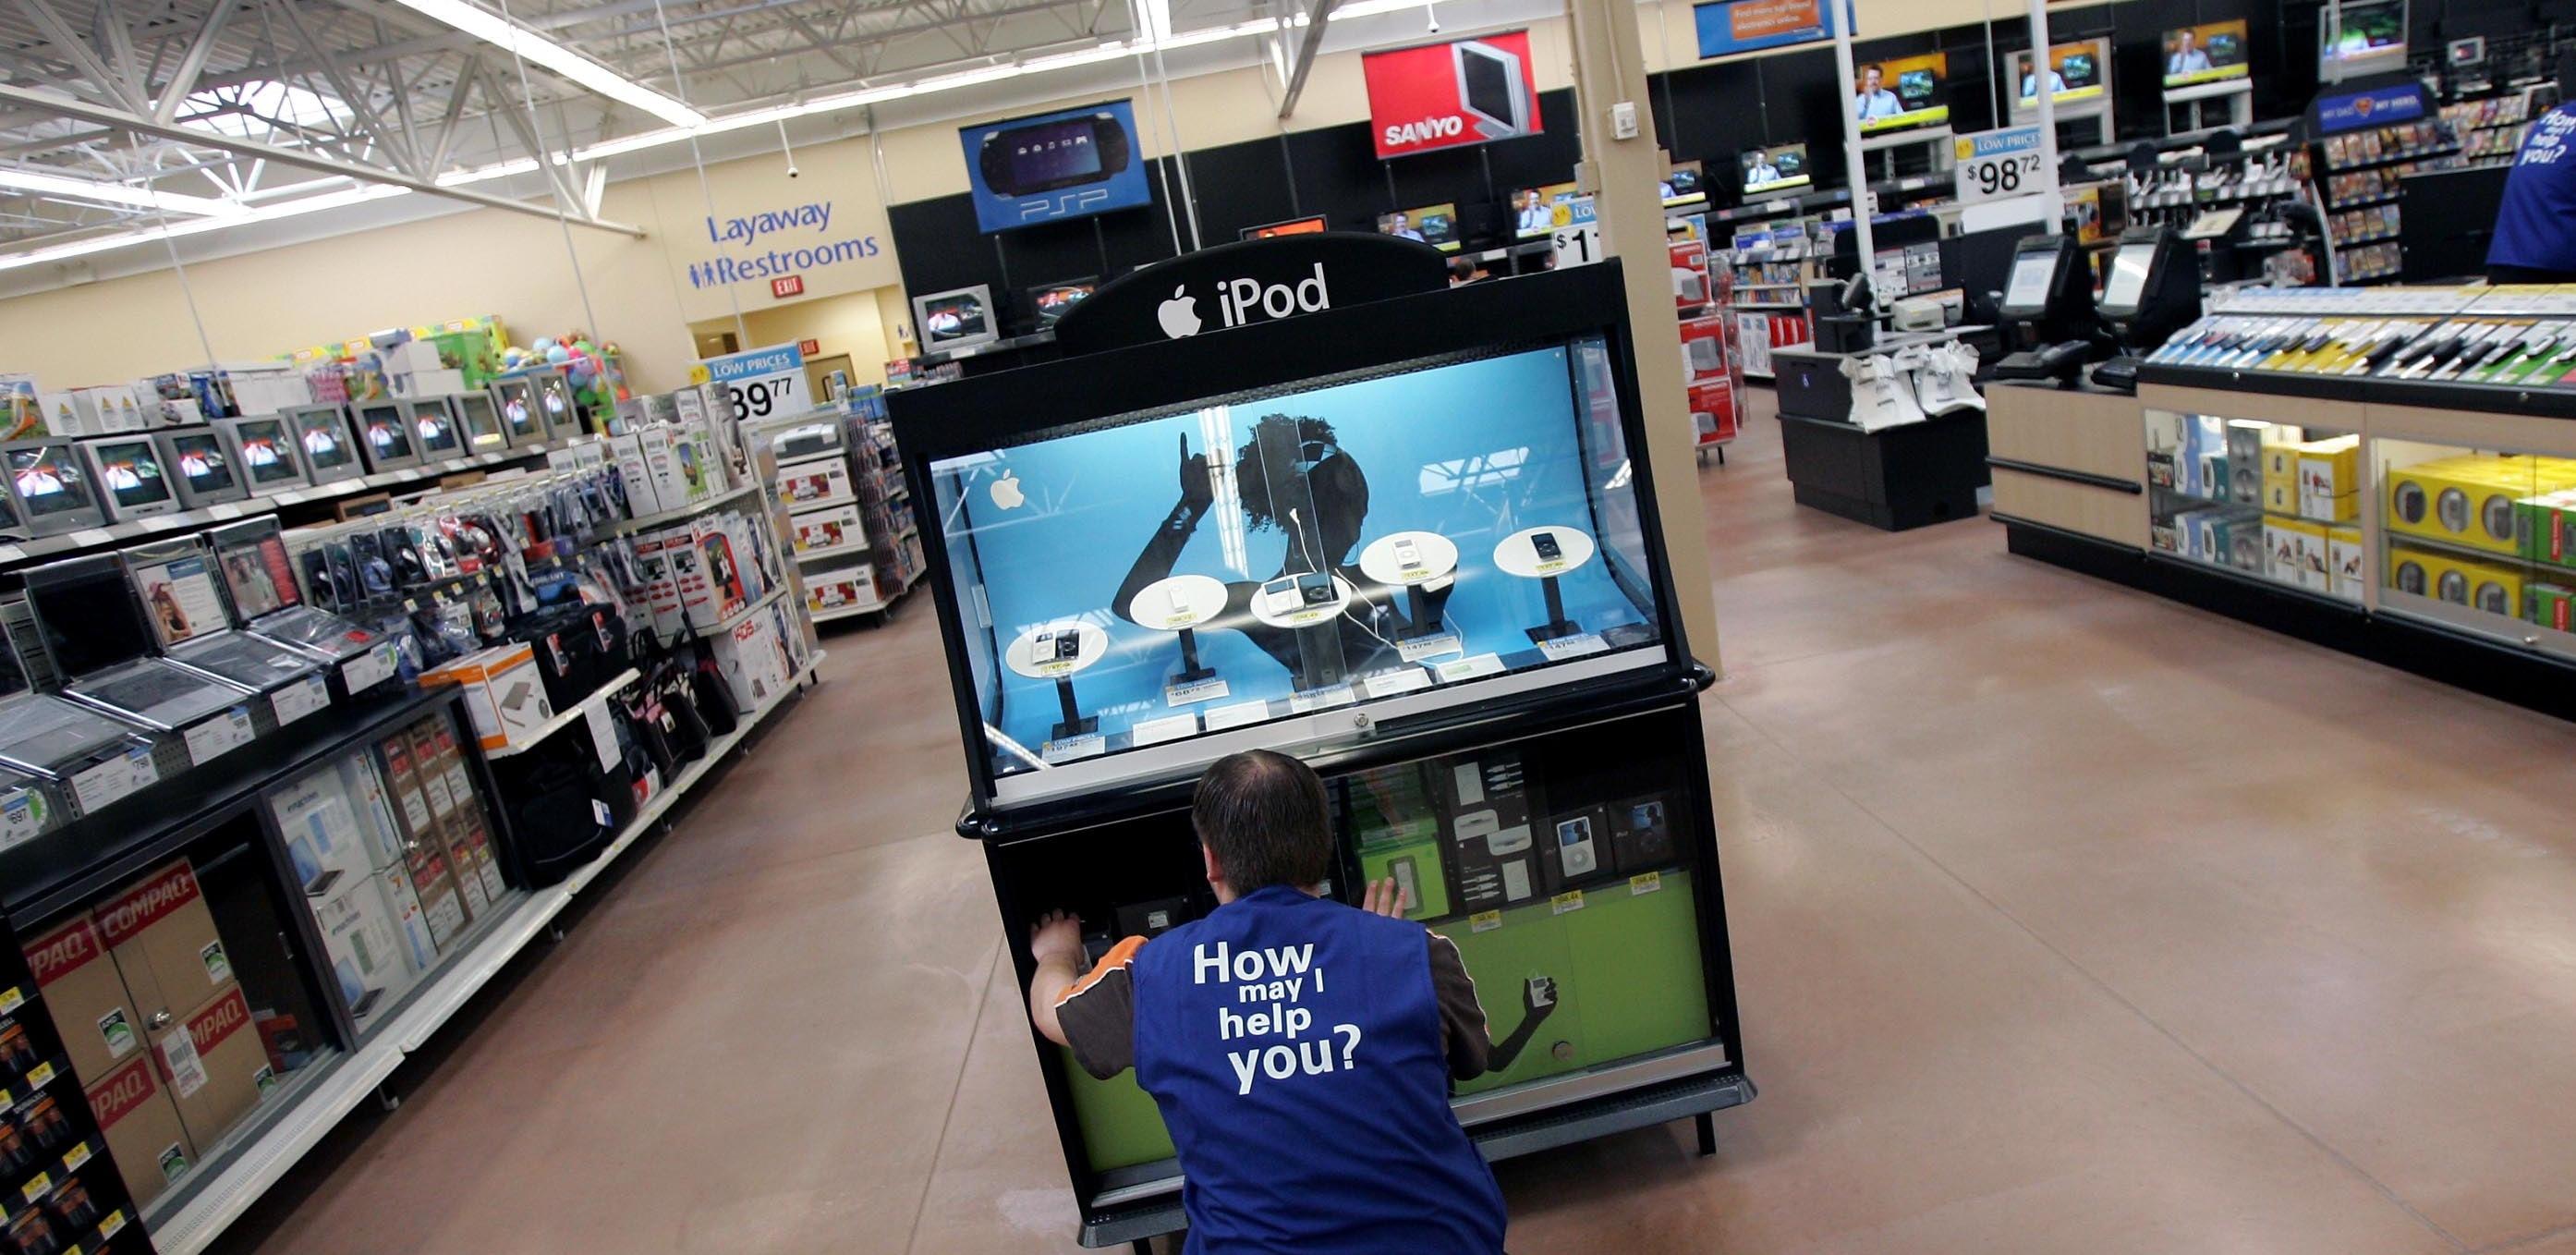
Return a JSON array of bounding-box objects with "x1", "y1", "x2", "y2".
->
[{"x1": 1063, "y1": 870, "x2": 1712, "y2": 1169}]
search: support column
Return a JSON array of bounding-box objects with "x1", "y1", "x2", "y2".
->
[{"x1": 1562, "y1": 0, "x2": 1724, "y2": 676}]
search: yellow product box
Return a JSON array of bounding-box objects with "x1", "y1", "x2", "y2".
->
[
  {"x1": 2264, "y1": 518, "x2": 2330, "y2": 591},
  {"x1": 2327, "y1": 525, "x2": 2366, "y2": 603},
  {"x1": 2262, "y1": 435, "x2": 2303, "y2": 514},
  {"x1": 2388, "y1": 545, "x2": 2524, "y2": 616},
  {"x1": 2387, "y1": 456, "x2": 2537, "y2": 555},
  {"x1": 2296, "y1": 434, "x2": 2363, "y2": 499}
]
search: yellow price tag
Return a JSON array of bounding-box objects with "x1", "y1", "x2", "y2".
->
[
  {"x1": 22, "y1": 1171, "x2": 49, "y2": 1201},
  {"x1": 64, "y1": 1142, "x2": 90, "y2": 1171},
  {"x1": 1630, "y1": 871, "x2": 1663, "y2": 896},
  {"x1": 1550, "y1": 889, "x2": 1586, "y2": 915},
  {"x1": 0, "y1": 985, "x2": 23, "y2": 1013},
  {"x1": 25, "y1": 1061, "x2": 51, "y2": 1088},
  {"x1": 1468, "y1": 910, "x2": 1502, "y2": 934},
  {"x1": 100, "y1": 1211, "x2": 128, "y2": 1238}
]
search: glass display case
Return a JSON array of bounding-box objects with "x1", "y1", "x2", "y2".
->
[
  {"x1": 2145, "y1": 408, "x2": 2364, "y2": 603},
  {"x1": 2374, "y1": 436, "x2": 2576, "y2": 653},
  {"x1": 920, "y1": 335, "x2": 1673, "y2": 809}
]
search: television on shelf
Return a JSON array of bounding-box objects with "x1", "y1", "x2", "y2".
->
[
  {"x1": 2012, "y1": 36, "x2": 2111, "y2": 108},
  {"x1": 1028, "y1": 278, "x2": 1099, "y2": 327},
  {"x1": 1512, "y1": 182, "x2": 1587, "y2": 238},
  {"x1": 1377, "y1": 204, "x2": 1460, "y2": 251},
  {"x1": 914, "y1": 285, "x2": 1001, "y2": 353},
  {"x1": 1853, "y1": 52, "x2": 1949, "y2": 135},
  {"x1": 1739, "y1": 143, "x2": 1811, "y2": 198},
  {"x1": 1240, "y1": 215, "x2": 1326, "y2": 240},
  {"x1": 1662, "y1": 160, "x2": 1708, "y2": 206},
  {"x1": 2162, "y1": 18, "x2": 2249, "y2": 89},
  {"x1": 2323, "y1": 0, "x2": 2405, "y2": 70}
]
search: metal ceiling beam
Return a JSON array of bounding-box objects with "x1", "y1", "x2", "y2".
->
[
  {"x1": 1275, "y1": 0, "x2": 1336, "y2": 118},
  {"x1": 151, "y1": 0, "x2": 237, "y2": 123},
  {"x1": 12, "y1": 0, "x2": 150, "y2": 110},
  {"x1": 0, "y1": 83, "x2": 647, "y2": 236}
]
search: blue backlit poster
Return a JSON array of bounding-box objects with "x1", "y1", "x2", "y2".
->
[
  {"x1": 960, "y1": 100, "x2": 1154, "y2": 234},
  {"x1": 1693, "y1": 0, "x2": 1851, "y2": 59}
]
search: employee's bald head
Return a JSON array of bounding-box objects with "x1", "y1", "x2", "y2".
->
[{"x1": 1193, "y1": 749, "x2": 1334, "y2": 894}]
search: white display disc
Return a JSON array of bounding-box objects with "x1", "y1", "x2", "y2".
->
[
  {"x1": 1356, "y1": 530, "x2": 1462, "y2": 588},
  {"x1": 1005, "y1": 620, "x2": 1111, "y2": 679},
  {"x1": 1246, "y1": 572, "x2": 1358, "y2": 628},
  {"x1": 1124, "y1": 575, "x2": 1232, "y2": 631},
  {"x1": 1492, "y1": 526, "x2": 1598, "y2": 579}
]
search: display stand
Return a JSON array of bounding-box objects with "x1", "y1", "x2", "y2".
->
[
  {"x1": 888, "y1": 239, "x2": 1752, "y2": 1251},
  {"x1": 1006, "y1": 622, "x2": 1109, "y2": 742},
  {"x1": 2164, "y1": 79, "x2": 2254, "y2": 137}
]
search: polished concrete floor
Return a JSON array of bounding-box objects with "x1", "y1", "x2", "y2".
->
[{"x1": 222, "y1": 394, "x2": 2576, "y2": 1255}]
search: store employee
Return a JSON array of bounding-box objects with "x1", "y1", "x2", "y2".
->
[
  {"x1": 1853, "y1": 65, "x2": 1902, "y2": 121},
  {"x1": 2489, "y1": 55, "x2": 2576, "y2": 283},
  {"x1": 1029, "y1": 750, "x2": 1549, "y2": 1254}
]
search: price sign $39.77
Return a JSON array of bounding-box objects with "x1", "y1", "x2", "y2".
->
[
  {"x1": 1951, "y1": 125, "x2": 2049, "y2": 208},
  {"x1": 724, "y1": 370, "x2": 801, "y2": 422}
]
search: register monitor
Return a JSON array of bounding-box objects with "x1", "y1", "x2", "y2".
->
[
  {"x1": 1990, "y1": 233, "x2": 2104, "y2": 384},
  {"x1": 2090, "y1": 227, "x2": 2202, "y2": 391}
]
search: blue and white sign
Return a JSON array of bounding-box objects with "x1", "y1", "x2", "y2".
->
[
  {"x1": 698, "y1": 343, "x2": 805, "y2": 424},
  {"x1": 2314, "y1": 83, "x2": 2428, "y2": 134},
  {"x1": 1951, "y1": 125, "x2": 2047, "y2": 205},
  {"x1": 1692, "y1": 0, "x2": 1851, "y2": 60},
  {"x1": 961, "y1": 100, "x2": 1154, "y2": 234}
]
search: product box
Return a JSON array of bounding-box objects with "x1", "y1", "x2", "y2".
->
[
  {"x1": 2264, "y1": 518, "x2": 2311, "y2": 587},
  {"x1": 1438, "y1": 752, "x2": 1539, "y2": 911},
  {"x1": 2530, "y1": 581, "x2": 2576, "y2": 633},
  {"x1": 402, "y1": 726, "x2": 491, "y2": 915},
  {"x1": 95, "y1": 859, "x2": 232, "y2": 1035},
  {"x1": 631, "y1": 529, "x2": 685, "y2": 638},
  {"x1": 2327, "y1": 525, "x2": 2366, "y2": 603},
  {"x1": 373, "y1": 732, "x2": 439, "y2": 859},
  {"x1": 663, "y1": 524, "x2": 716, "y2": 629},
  {"x1": 21, "y1": 914, "x2": 143, "y2": 1084},
  {"x1": 1606, "y1": 794, "x2": 1676, "y2": 872},
  {"x1": 698, "y1": 518, "x2": 750, "y2": 621},
  {"x1": 421, "y1": 643, "x2": 553, "y2": 751},
  {"x1": 151, "y1": 981, "x2": 271, "y2": 1148},
  {"x1": 2225, "y1": 420, "x2": 2267, "y2": 476},
  {"x1": 403, "y1": 844, "x2": 470, "y2": 951},
  {"x1": 1538, "y1": 804, "x2": 1614, "y2": 894},
  {"x1": 418, "y1": 722, "x2": 507, "y2": 902},
  {"x1": 82, "y1": 1052, "x2": 193, "y2": 1208},
  {"x1": 645, "y1": 423, "x2": 722, "y2": 508},
  {"x1": 372, "y1": 863, "x2": 440, "y2": 971},
  {"x1": 312, "y1": 871, "x2": 418, "y2": 1028},
  {"x1": 2516, "y1": 488, "x2": 2576, "y2": 567},
  {"x1": 774, "y1": 454, "x2": 853, "y2": 509},
  {"x1": 805, "y1": 561, "x2": 878, "y2": 615},
  {"x1": 2298, "y1": 435, "x2": 2363, "y2": 521},
  {"x1": 2387, "y1": 454, "x2": 2558, "y2": 556},
  {"x1": 710, "y1": 613, "x2": 794, "y2": 712},
  {"x1": 608, "y1": 430, "x2": 662, "y2": 518},
  {"x1": 269, "y1": 771, "x2": 376, "y2": 894},
  {"x1": 791, "y1": 503, "x2": 866, "y2": 556},
  {"x1": 2145, "y1": 416, "x2": 2185, "y2": 491}
]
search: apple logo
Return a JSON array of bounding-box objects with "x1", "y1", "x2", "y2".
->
[
  {"x1": 1158, "y1": 285, "x2": 1202, "y2": 339},
  {"x1": 990, "y1": 472, "x2": 1026, "y2": 510}
]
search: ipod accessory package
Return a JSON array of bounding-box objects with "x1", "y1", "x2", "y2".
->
[{"x1": 1530, "y1": 530, "x2": 1563, "y2": 562}]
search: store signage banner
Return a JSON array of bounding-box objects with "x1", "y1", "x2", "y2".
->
[
  {"x1": 1692, "y1": 0, "x2": 1845, "y2": 59},
  {"x1": 649, "y1": 140, "x2": 901, "y2": 324},
  {"x1": 959, "y1": 100, "x2": 1154, "y2": 234},
  {"x1": 1051, "y1": 234, "x2": 1447, "y2": 354},
  {"x1": 696, "y1": 343, "x2": 805, "y2": 423},
  {"x1": 2312, "y1": 83, "x2": 2427, "y2": 134},
  {"x1": 1360, "y1": 31, "x2": 1544, "y2": 159},
  {"x1": 1950, "y1": 126, "x2": 2047, "y2": 206}
]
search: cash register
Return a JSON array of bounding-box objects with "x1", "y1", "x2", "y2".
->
[
  {"x1": 2089, "y1": 226, "x2": 2203, "y2": 393},
  {"x1": 1989, "y1": 233, "x2": 2108, "y2": 386}
]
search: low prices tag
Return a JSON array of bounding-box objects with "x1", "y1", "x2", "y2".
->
[
  {"x1": 1951, "y1": 125, "x2": 2048, "y2": 207},
  {"x1": 1551, "y1": 222, "x2": 1602, "y2": 269}
]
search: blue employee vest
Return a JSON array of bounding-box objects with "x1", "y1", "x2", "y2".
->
[
  {"x1": 2490, "y1": 105, "x2": 2576, "y2": 274},
  {"x1": 1129, "y1": 884, "x2": 1507, "y2": 1255}
]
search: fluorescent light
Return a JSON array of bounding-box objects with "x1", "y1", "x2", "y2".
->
[
  {"x1": 0, "y1": 168, "x2": 240, "y2": 216},
  {"x1": 0, "y1": 184, "x2": 407, "y2": 272},
  {"x1": 383, "y1": 0, "x2": 706, "y2": 128}
]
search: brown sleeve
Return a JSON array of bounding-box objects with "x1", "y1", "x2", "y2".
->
[
  {"x1": 1428, "y1": 932, "x2": 1490, "y2": 1081},
  {"x1": 1054, "y1": 936, "x2": 1145, "y2": 1079}
]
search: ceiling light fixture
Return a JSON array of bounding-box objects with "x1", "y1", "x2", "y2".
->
[
  {"x1": 384, "y1": 0, "x2": 707, "y2": 128},
  {"x1": 0, "y1": 168, "x2": 240, "y2": 216}
]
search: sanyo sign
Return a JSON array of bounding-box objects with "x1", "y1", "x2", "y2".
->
[{"x1": 1158, "y1": 263, "x2": 1332, "y2": 339}]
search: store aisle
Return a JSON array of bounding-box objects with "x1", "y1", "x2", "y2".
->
[{"x1": 222, "y1": 394, "x2": 2576, "y2": 1255}]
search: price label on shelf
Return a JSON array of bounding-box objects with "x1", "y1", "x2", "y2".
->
[
  {"x1": 1951, "y1": 125, "x2": 2048, "y2": 207},
  {"x1": 699, "y1": 343, "x2": 806, "y2": 426}
]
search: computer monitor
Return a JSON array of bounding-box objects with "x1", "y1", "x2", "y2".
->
[
  {"x1": 409, "y1": 396, "x2": 464, "y2": 459},
  {"x1": 1028, "y1": 278, "x2": 1099, "y2": 327},
  {"x1": 490, "y1": 378, "x2": 543, "y2": 445},
  {"x1": 2096, "y1": 227, "x2": 2202, "y2": 350},
  {"x1": 1739, "y1": 143, "x2": 1811, "y2": 198},
  {"x1": 156, "y1": 428, "x2": 249, "y2": 510},
  {"x1": 1377, "y1": 204, "x2": 1460, "y2": 251},
  {"x1": 23, "y1": 554, "x2": 153, "y2": 677},
  {"x1": 1853, "y1": 53, "x2": 1949, "y2": 135},
  {"x1": 1662, "y1": 160, "x2": 1707, "y2": 207},
  {"x1": 284, "y1": 403, "x2": 363, "y2": 484},
  {"x1": 2011, "y1": 37, "x2": 2110, "y2": 109},
  {"x1": 352, "y1": 397, "x2": 422, "y2": 473},
  {"x1": 455, "y1": 391, "x2": 510, "y2": 452},
  {"x1": 2, "y1": 438, "x2": 106, "y2": 536},
  {"x1": 1998, "y1": 233, "x2": 2094, "y2": 351},
  {"x1": 2323, "y1": 0, "x2": 2406, "y2": 74},
  {"x1": 213, "y1": 414, "x2": 310, "y2": 493},
  {"x1": 79, "y1": 434, "x2": 181, "y2": 521},
  {"x1": 1452, "y1": 39, "x2": 1533, "y2": 140},
  {"x1": 2162, "y1": 19, "x2": 2250, "y2": 88},
  {"x1": 1240, "y1": 215, "x2": 1326, "y2": 240},
  {"x1": 914, "y1": 285, "x2": 1001, "y2": 354}
]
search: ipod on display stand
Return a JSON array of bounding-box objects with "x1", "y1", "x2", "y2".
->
[
  {"x1": 1010, "y1": 622, "x2": 1107, "y2": 742},
  {"x1": 1357, "y1": 530, "x2": 1462, "y2": 643},
  {"x1": 1127, "y1": 575, "x2": 1228, "y2": 688},
  {"x1": 1493, "y1": 525, "x2": 1598, "y2": 642}
]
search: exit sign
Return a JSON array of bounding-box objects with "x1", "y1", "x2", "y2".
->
[
  {"x1": 798, "y1": 338, "x2": 820, "y2": 355},
  {"x1": 771, "y1": 274, "x2": 804, "y2": 298}
]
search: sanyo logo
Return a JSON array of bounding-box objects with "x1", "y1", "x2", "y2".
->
[
  {"x1": 1157, "y1": 263, "x2": 1333, "y2": 339},
  {"x1": 1384, "y1": 116, "x2": 1466, "y2": 148}
]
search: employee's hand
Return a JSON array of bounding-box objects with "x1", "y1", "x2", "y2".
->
[
  {"x1": 1030, "y1": 910, "x2": 1086, "y2": 969},
  {"x1": 1359, "y1": 876, "x2": 1410, "y2": 919},
  {"x1": 1178, "y1": 433, "x2": 1214, "y2": 513}
]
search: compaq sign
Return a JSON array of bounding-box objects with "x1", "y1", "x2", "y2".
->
[{"x1": 1160, "y1": 264, "x2": 1333, "y2": 340}]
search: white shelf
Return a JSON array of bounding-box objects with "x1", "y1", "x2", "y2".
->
[
  {"x1": 711, "y1": 585, "x2": 790, "y2": 637},
  {"x1": 480, "y1": 667, "x2": 639, "y2": 760},
  {"x1": 599, "y1": 482, "x2": 759, "y2": 537},
  {"x1": 144, "y1": 650, "x2": 825, "y2": 1255},
  {"x1": 809, "y1": 599, "x2": 887, "y2": 622}
]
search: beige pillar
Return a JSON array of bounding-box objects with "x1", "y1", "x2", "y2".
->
[{"x1": 1562, "y1": 0, "x2": 1724, "y2": 675}]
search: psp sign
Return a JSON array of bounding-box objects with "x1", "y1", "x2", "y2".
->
[{"x1": 1158, "y1": 263, "x2": 1334, "y2": 339}]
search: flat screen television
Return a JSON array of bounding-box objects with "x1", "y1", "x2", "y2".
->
[
  {"x1": 1240, "y1": 215, "x2": 1327, "y2": 240},
  {"x1": 2012, "y1": 37, "x2": 2111, "y2": 108},
  {"x1": 1661, "y1": 160, "x2": 1708, "y2": 206},
  {"x1": 1512, "y1": 182, "x2": 1586, "y2": 238},
  {"x1": 1740, "y1": 143, "x2": 1812, "y2": 197},
  {"x1": 1029, "y1": 278, "x2": 1099, "y2": 327},
  {"x1": 2162, "y1": 19, "x2": 2250, "y2": 88},
  {"x1": 914, "y1": 285, "x2": 1001, "y2": 353},
  {"x1": 1378, "y1": 204, "x2": 1460, "y2": 251},
  {"x1": 1854, "y1": 52, "x2": 1949, "y2": 135},
  {"x1": 2324, "y1": 0, "x2": 2406, "y2": 69}
]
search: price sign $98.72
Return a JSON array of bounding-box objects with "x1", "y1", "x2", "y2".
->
[
  {"x1": 1951, "y1": 125, "x2": 2048, "y2": 207},
  {"x1": 723, "y1": 368, "x2": 802, "y2": 423}
]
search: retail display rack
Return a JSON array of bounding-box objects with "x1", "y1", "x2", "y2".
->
[
  {"x1": 2440, "y1": 94, "x2": 2541, "y2": 165},
  {"x1": 1992, "y1": 283, "x2": 2576, "y2": 720},
  {"x1": 748, "y1": 391, "x2": 924, "y2": 626},
  {"x1": 2302, "y1": 87, "x2": 2465, "y2": 286}
]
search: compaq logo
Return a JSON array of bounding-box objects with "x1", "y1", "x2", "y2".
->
[
  {"x1": 189, "y1": 988, "x2": 249, "y2": 1051},
  {"x1": 88, "y1": 1056, "x2": 154, "y2": 1126},
  {"x1": 98, "y1": 864, "x2": 201, "y2": 946},
  {"x1": 1384, "y1": 116, "x2": 1466, "y2": 148},
  {"x1": 1160, "y1": 264, "x2": 1335, "y2": 340},
  {"x1": 27, "y1": 918, "x2": 103, "y2": 985}
]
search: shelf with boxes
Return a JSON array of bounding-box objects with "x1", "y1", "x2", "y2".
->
[
  {"x1": 747, "y1": 393, "x2": 923, "y2": 624},
  {"x1": 2301, "y1": 102, "x2": 2466, "y2": 286}
]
